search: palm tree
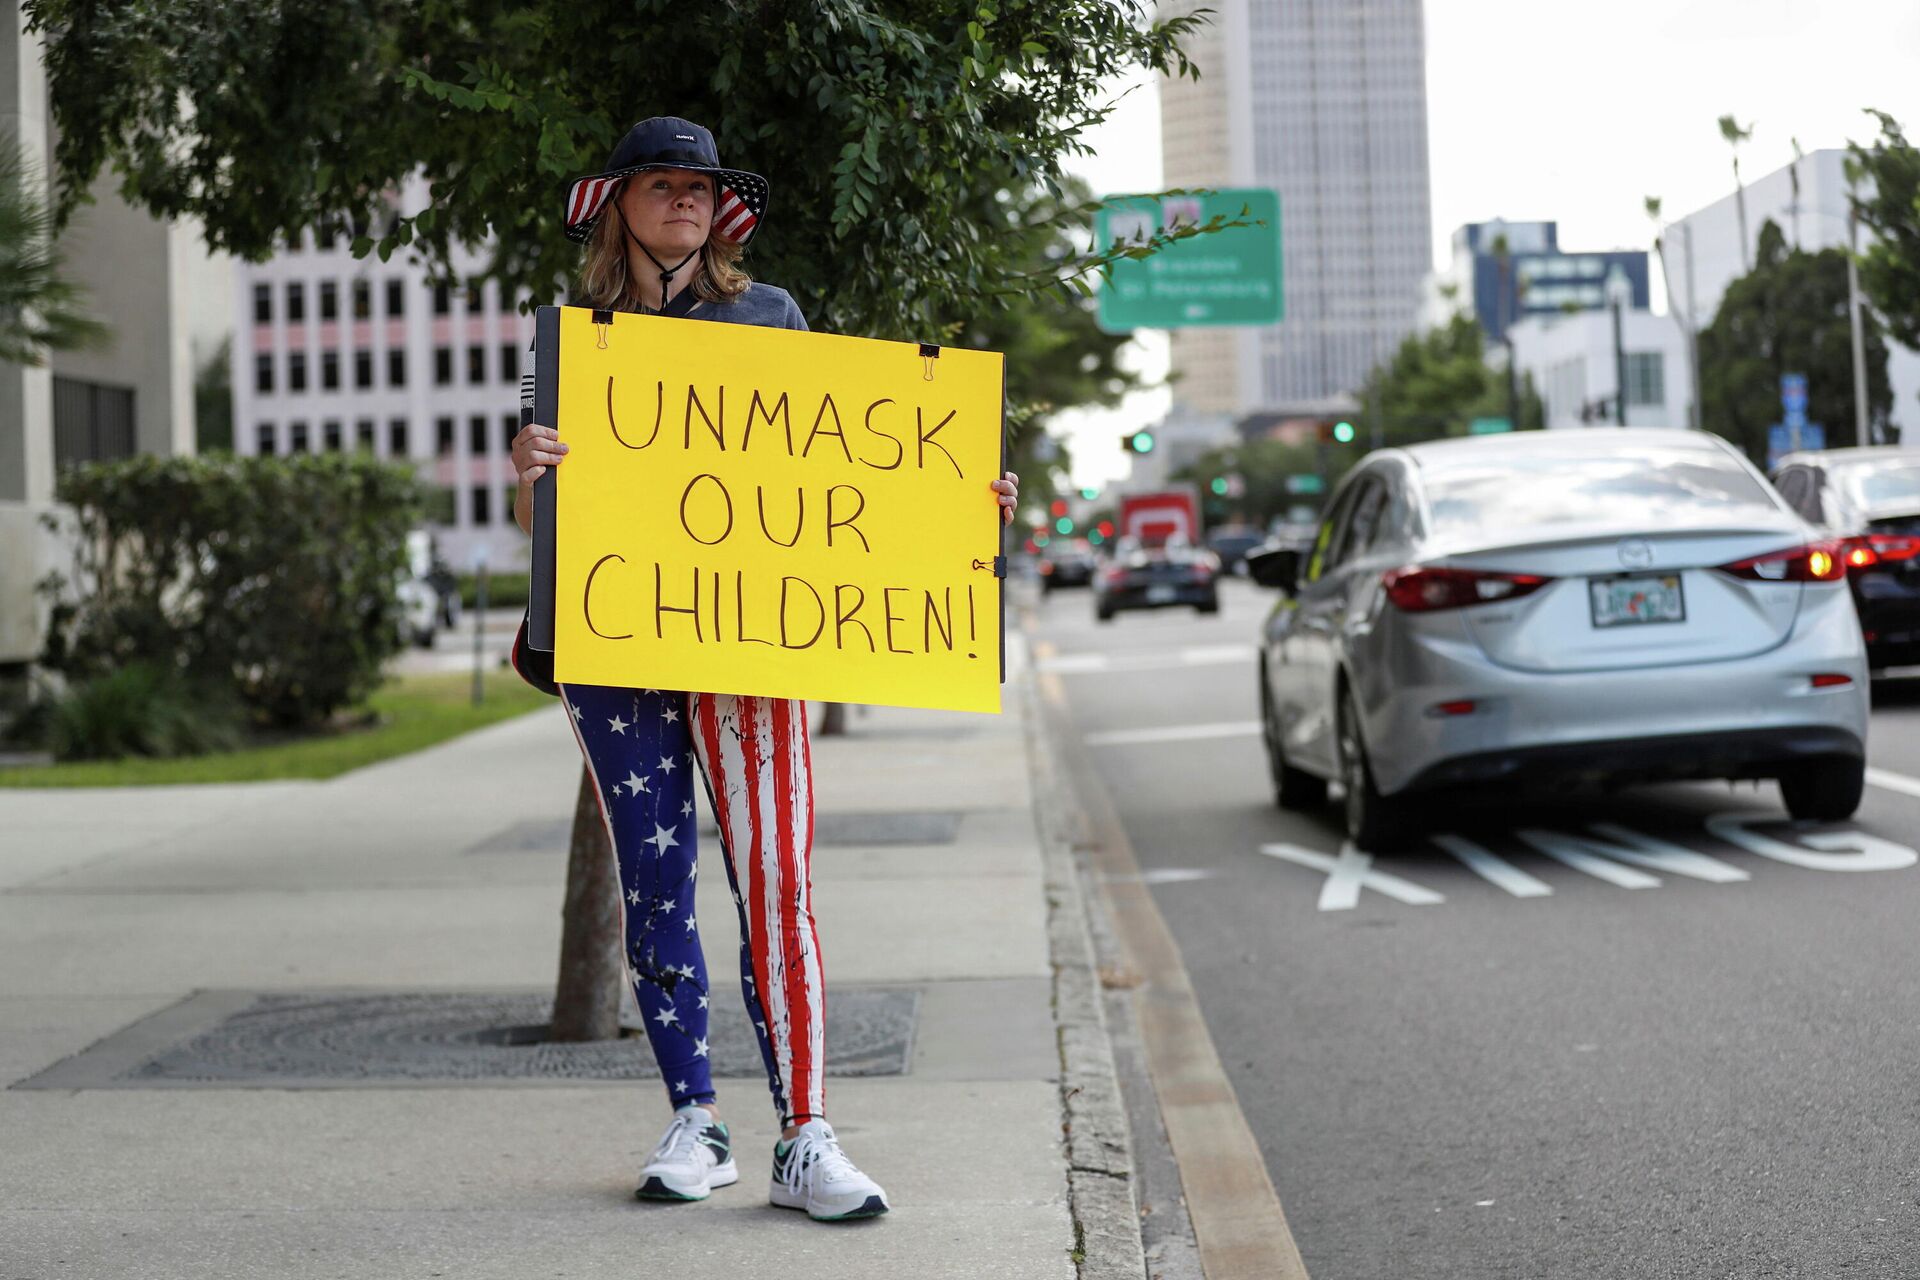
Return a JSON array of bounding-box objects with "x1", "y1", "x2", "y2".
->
[
  {"x1": 0, "y1": 136, "x2": 107, "y2": 365},
  {"x1": 1717, "y1": 114, "x2": 1755, "y2": 273}
]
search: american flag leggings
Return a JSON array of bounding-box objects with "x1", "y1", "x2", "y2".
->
[{"x1": 559, "y1": 683, "x2": 825, "y2": 1126}]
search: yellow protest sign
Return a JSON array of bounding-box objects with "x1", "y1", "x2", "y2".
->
[{"x1": 544, "y1": 306, "x2": 1005, "y2": 714}]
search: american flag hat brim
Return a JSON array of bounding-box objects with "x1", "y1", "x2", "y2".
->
[{"x1": 561, "y1": 163, "x2": 768, "y2": 247}]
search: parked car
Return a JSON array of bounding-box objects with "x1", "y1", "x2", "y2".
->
[
  {"x1": 1250, "y1": 429, "x2": 1869, "y2": 850},
  {"x1": 1039, "y1": 541, "x2": 1098, "y2": 592},
  {"x1": 1095, "y1": 538, "x2": 1220, "y2": 620},
  {"x1": 395, "y1": 530, "x2": 444, "y2": 648},
  {"x1": 1207, "y1": 528, "x2": 1268, "y2": 575},
  {"x1": 1772, "y1": 445, "x2": 1920, "y2": 670}
]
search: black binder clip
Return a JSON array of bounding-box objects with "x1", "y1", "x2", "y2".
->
[
  {"x1": 592, "y1": 309, "x2": 614, "y2": 349},
  {"x1": 918, "y1": 342, "x2": 939, "y2": 381},
  {"x1": 970, "y1": 556, "x2": 1008, "y2": 578}
]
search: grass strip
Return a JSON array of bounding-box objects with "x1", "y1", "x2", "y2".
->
[{"x1": 0, "y1": 670, "x2": 554, "y2": 788}]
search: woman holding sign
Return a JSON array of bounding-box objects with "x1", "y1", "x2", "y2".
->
[{"x1": 511, "y1": 118, "x2": 1019, "y2": 1222}]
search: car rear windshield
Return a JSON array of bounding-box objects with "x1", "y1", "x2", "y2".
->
[
  {"x1": 1421, "y1": 447, "x2": 1778, "y2": 537},
  {"x1": 1835, "y1": 460, "x2": 1920, "y2": 511}
]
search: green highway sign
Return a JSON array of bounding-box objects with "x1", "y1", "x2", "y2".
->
[
  {"x1": 1096, "y1": 188, "x2": 1282, "y2": 332},
  {"x1": 1285, "y1": 474, "x2": 1324, "y2": 495},
  {"x1": 1468, "y1": 417, "x2": 1513, "y2": 435}
]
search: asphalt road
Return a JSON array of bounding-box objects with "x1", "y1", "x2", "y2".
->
[{"x1": 1033, "y1": 576, "x2": 1920, "y2": 1280}]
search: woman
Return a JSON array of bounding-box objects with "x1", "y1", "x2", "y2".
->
[{"x1": 510, "y1": 117, "x2": 1020, "y2": 1221}]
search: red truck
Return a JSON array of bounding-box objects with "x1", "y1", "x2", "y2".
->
[{"x1": 1116, "y1": 488, "x2": 1201, "y2": 549}]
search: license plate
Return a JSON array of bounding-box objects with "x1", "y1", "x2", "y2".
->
[
  {"x1": 1147, "y1": 585, "x2": 1177, "y2": 603},
  {"x1": 1589, "y1": 573, "x2": 1686, "y2": 628}
]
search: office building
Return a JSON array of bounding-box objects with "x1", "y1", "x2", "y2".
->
[
  {"x1": 1509, "y1": 308, "x2": 1693, "y2": 431},
  {"x1": 1158, "y1": 0, "x2": 1433, "y2": 416},
  {"x1": 1430, "y1": 220, "x2": 1650, "y2": 344}
]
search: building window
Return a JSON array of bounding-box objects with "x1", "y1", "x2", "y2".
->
[
  {"x1": 436, "y1": 416, "x2": 455, "y2": 456},
  {"x1": 499, "y1": 343, "x2": 518, "y2": 383},
  {"x1": 288, "y1": 352, "x2": 307, "y2": 392},
  {"x1": 51, "y1": 377, "x2": 136, "y2": 468},
  {"x1": 319, "y1": 280, "x2": 338, "y2": 321},
  {"x1": 387, "y1": 349, "x2": 406, "y2": 388},
  {"x1": 1625, "y1": 352, "x2": 1665, "y2": 407},
  {"x1": 432, "y1": 283, "x2": 450, "y2": 315},
  {"x1": 354, "y1": 350, "x2": 373, "y2": 389},
  {"x1": 502, "y1": 413, "x2": 519, "y2": 449},
  {"x1": 467, "y1": 345, "x2": 485, "y2": 384},
  {"x1": 253, "y1": 283, "x2": 272, "y2": 325},
  {"x1": 322, "y1": 351, "x2": 340, "y2": 390},
  {"x1": 286, "y1": 281, "x2": 305, "y2": 322},
  {"x1": 385, "y1": 278, "x2": 404, "y2": 317},
  {"x1": 471, "y1": 484, "x2": 492, "y2": 526},
  {"x1": 289, "y1": 420, "x2": 310, "y2": 452},
  {"x1": 388, "y1": 418, "x2": 409, "y2": 456},
  {"x1": 468, "y1": 414, "x2": 488, "y2": 455},
  {"x1": 356, "y1": 418, "x2": 376, "y2": 450},
  {"x1": 323, "y1": 419, "x2": 343, "y2": 451},
  {"x1": 427, "y1": 485, "x2": 457, "y2": 525},
  {"x1": 352, "y1": 279, "x2": 371, "y2": 320},
  {"x1": 256, "y1": 423, "x2": 276, "y2": 456},
  {"x1": 254, "y1": 353, "x2": 274, "y2": 394},
  {"x1": 465, "y1": 283, "x2": 484, "y2": 313},
  {"x1": 434, "y1": 347, "x2": 452, "y2": 385}
]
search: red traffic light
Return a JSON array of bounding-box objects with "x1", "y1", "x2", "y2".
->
[{"x1": 1050, "y1": 499, "x2": 1069, "y2": 518}]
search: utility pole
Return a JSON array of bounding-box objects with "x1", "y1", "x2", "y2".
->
[
  {"x1": 1607, "y1": 266, "x2": 1631, "y2": 426},
  {"x1": 1682, "y1": 222, "x2": 1703, "y2": 433},
  {"x1": 1848, "y1": 205, "x2": 1873, "y2": 446}
]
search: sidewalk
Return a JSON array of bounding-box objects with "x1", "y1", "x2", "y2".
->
[{"x1": 0, "y1": 646, "x2": 1097, "y2": 1278}]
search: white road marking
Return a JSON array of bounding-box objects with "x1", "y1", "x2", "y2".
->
[
  {"x1": 1104, "y1": 867, "x2": 1220, "y2": 885},
  {"x1": 1084, "y1": 721, "x2": 1262, "y2": 748},
  {"x1": 1705, "y1": 813, "x2": 1920, "y2": 871},
  {"x1": 1430, "y1": 834, "x2": 1553, "y2": 897},
  {"x1": 1520, "y1": 825, "x2": 1750, "y2": 884},
  {"x1": 1865, "y1": 766, "x2": 1920, "y2": 800},
  {"x1": 1257, "y1": 842, "x2": 1445, "y2": 910},
  {"x1": 1036, "y1": 644, "x2": 1256, "y2": 676}
]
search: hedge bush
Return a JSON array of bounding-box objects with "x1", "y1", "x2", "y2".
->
[
  {"x1": 46, "y1": 662, "x2": 244, "y2": 760},
  {"x1": 41, "y1": 453, "x2": 423, "y2": 732},
  {"x1": 456, "y1": 571, "x2": 530, "y2": 611}
]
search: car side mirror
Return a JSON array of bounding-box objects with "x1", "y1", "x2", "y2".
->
[{"x1": 1246, "y1": 546, "x2": 1300, "y2": 592}]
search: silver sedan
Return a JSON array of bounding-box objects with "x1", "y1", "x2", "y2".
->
[{"x1": 1249, "y1": 429, "x2": 1870, "y2": 851}]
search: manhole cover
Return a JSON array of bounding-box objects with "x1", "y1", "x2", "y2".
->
[{"x1": 108, "y1": 988, "x2": 917, "y2": 1086}]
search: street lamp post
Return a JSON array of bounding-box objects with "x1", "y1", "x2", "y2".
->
[
  {"x1": 1606, "y1": 266, "x2": 1632, "y2": 427},
  {"x1": 1848, "y1": 207, "x2": 1873, "y2": 446}
]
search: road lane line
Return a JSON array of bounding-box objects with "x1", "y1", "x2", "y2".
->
[
  {"x1": 1430, "y1": 834, "x2": 1554, "y2": 897},
  {"x1": 1035, "y1": 644, "x2": 1255, "y2": 677},
  {"x1": 1258, "y1": 842, "x2": 1446, "y2": 909},
  {"x1": 1866, "y1": 766, "x2": 1920, "y2": 800},
  {"x1": 1515, "y1": 830, "x2": 1663, "y2": 888},
  {"x1": 1084, "y1": 721, "x2": 1262, "y2": 748}
]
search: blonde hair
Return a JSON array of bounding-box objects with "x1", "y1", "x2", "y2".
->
[{"x1": 576, "y1": 180, "x2": 752, "y2": 310}]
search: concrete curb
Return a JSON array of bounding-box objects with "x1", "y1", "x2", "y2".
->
[{"x1": 1017, "y1": 653, "x2": 1147, "y2": 1279}]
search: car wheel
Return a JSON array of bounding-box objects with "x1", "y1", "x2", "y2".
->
[
  {"x1": 1262, "y1": 670, "x2": 1326, "y2": 810},
  {"x1": 1196, "y1": 596, "x2": 1220, "y2": 615},
  {"x1": 1337, "y1": 687, "x2": 1417, "y2": 852},
  {"x1": 1096, "y1": 604, "x2": 1116, "y2": 623},
  {"x1": 1779, "y1": 756, "x2": 1865, "y2": 822}
]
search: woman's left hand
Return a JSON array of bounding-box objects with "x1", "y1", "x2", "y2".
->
[{"x1": 991, "y1": 471, "x2": 1020, "y2": 526}]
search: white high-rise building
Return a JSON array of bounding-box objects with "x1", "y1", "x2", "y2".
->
[
  {"x1": 229, "y1": 181, "x2": 532, "y2": 571},
  {"x1": 1159, "y1": 0, "x2": 1433, "y2": 417}
]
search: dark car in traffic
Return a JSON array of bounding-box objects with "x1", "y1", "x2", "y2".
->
[
  {"x1": 1038, "y1": 541, "x2": 1098, "y2": 592},
  {"x1": 1773, "y1": 446, "x2": 1920, "y2": 669},
  {"x1": 1207, "y1": 528, "x2": 1268, "y2": 575},
  {"x1": 1094, "y1": 540, "x2": 1220, "y2": 620}
]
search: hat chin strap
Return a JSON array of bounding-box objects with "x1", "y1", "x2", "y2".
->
[{"x1": 613, "y1": 200, "x2": 702, "y2": 311}]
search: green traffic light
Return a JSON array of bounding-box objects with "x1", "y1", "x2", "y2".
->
[
  {"x1": 1333, "y1": 420, "x2": 1356, "y2": 444},
  {"x1": 1209, "y1": 476, "x2": 1229, "y2": 495},
  {"x1": 1080, "y1": 487, "x2": 1099, "y2": 501},
  {"x1": 1055, "y1": 516, "x2": 1074, "y2": 534},
  {"x1": 1130, "y1": 430, "x2": 1156, "y2": 454}
]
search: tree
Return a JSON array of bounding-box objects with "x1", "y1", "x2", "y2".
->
[
  {"x1": 24, "y1": 0, "x2": 1209, "y2": 1041},
  {"x1": 194, "y1": 337, "x2": 233, "y2": 453},
  {"x1": 1718, "y1": 114, "x2": 1755, "y2": 272},
  {"x1": 0, "y1": 136, "x2": 106, "y2": 365},
  {"x1": 1698, "y1": 219, "x2": 1891, "y2": 461},
  {"x1": 1355, "y1": 312, "x2": 1544, "y2": 447},
  {"x1": 1848, "y1": 110, "x2": 1920, "y2": 354}
]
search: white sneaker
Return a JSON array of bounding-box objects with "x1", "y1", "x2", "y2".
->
[
  {"x1": 768, "y1": 1119, "x2": 890, "y2": 1220},
  {"x1": 636, "y1": 1106, "x2": 737, "y2": 1201}
]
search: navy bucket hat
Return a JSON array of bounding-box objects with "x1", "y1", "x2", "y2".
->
[{"x1": 560, "y1": 116, "x2": 769, "y2": 247}]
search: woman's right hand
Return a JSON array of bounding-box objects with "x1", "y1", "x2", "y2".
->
[{"x1": 513, "y1": 422, "x2": 568, "y2": 488}]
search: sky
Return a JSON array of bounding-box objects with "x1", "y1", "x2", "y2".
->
[{"x1": 1055, "y1": 0, "x2": 1920, "y2": 489}]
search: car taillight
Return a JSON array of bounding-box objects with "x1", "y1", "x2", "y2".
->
[
  {"x1": 1715, "y1": 542, "x2": 1847, "y2": 583},
  {"x1": 1038, "y1": 561, "x2": 1054, "y2": 575},
  {"x1": 1842, "y1": 534, "x2": 1920, "y2": 569},
  {"x1": 1381, "y1": 566, "x2": 1552, "y2": 612},
  {"x1": 1101, "y1": 567, "x2": 1127, "y2": 586}
]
